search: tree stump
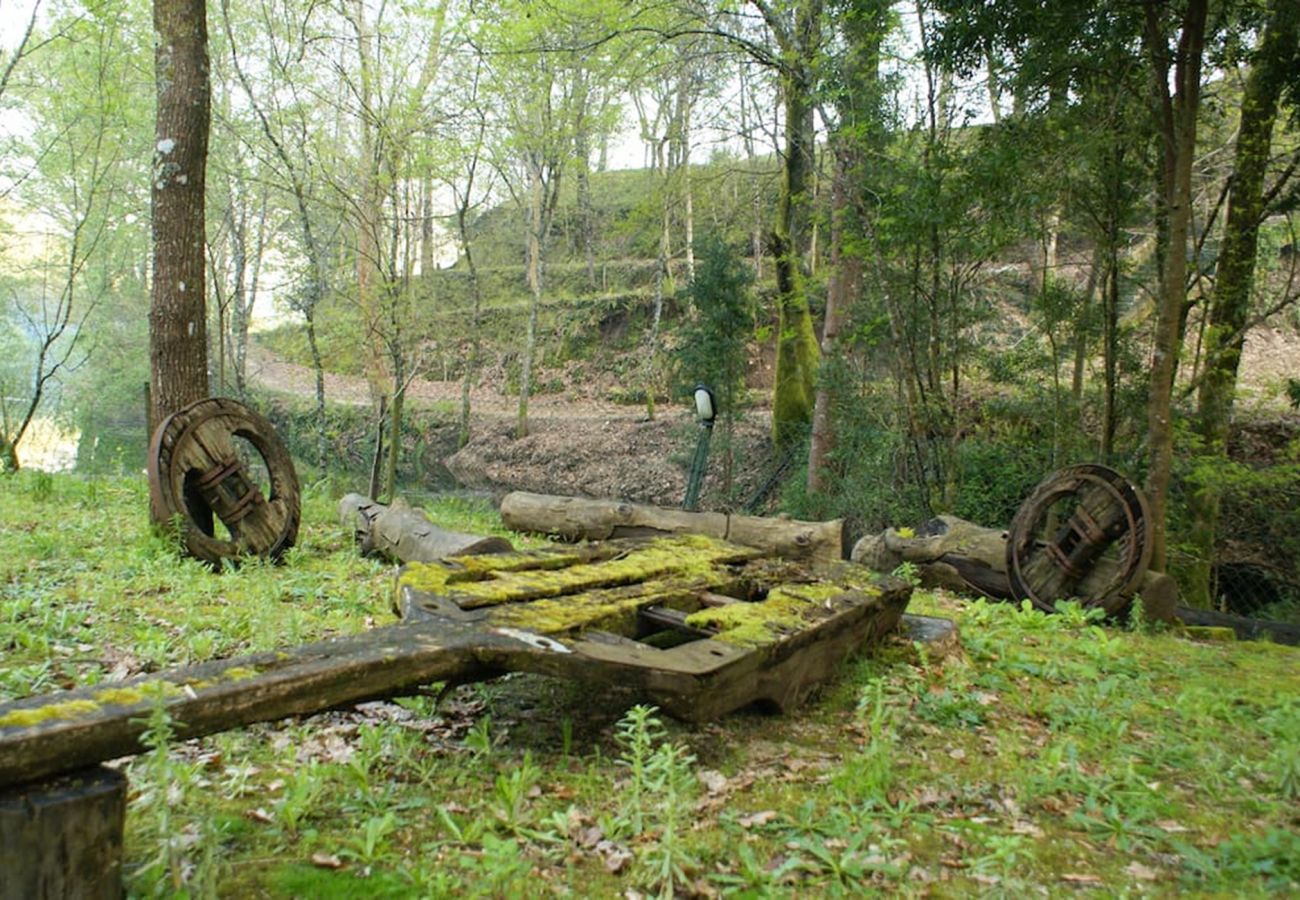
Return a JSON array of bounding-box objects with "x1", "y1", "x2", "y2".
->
[{"x1": 0, "y1": 766, "x2": 126, "y2": 900}]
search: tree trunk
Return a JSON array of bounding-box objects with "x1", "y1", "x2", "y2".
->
[
  {"x1": 304, "y1": 313, "x2": 327, "y2": 478},
  {"x1": 807, "y1": 148, "x2": 852, "y2": 493},
  {"x1": 761, "y1": 0, "x2": 823, "y2": 449},
  {"x1": 149, "y1": 0, "x2": 211, "y2": 424},
  {"x1": 1185, "y1": 0, "x2": 1297, "y2": 607},
  {"x1": 457, "y1": 192, "x2": 484, "y2": 450},
  {"x1": 1143, "y1": 0, "x2": 1207, "y2": 572},
  {"x1": 518, "y1": 157, "x2": 545, "y2": 439}
]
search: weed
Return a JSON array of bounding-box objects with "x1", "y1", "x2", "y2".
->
[
  {"x1": 463, "y1": 714, "x2": 498, "y2": 760},
  {"x1": 613, "y1": 703, "x2": 667, "y2": 835},
  {"x1": 492, "y1": 751, "x2": 542, "y2": 834}
]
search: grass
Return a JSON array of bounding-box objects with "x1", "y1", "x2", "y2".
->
[{"x1": 2, "y1": 469, "x2": 1298, "y2": 896}]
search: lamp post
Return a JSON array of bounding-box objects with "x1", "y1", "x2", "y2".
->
[{"x1": 683, "y1": 385, "x2": 716, "y2": 511}]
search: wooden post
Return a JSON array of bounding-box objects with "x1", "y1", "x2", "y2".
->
[{"x1": 0, "y1": 766, "x2": 126, "y2": 900}]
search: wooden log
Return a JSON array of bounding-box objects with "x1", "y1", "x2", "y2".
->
[
  {"x1": 499, "y1": 491, "x2": 843, "y2": 563},
  {"x1": 339, "y1": 493, "x2": 513, "y2": 562},
  {"x1": 851, "y1": 516, "x2": 1181, "y2": 623},
  {"x1": 0, "y1": 766, "x2": 126, "y2": 900},
  {"x1": 1173, "y1": 605, "x2": 1300, "y2": 645}
]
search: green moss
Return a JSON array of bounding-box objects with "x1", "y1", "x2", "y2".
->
[
  {"x1": 222, "y1": 666, "x2": 258, "y2": 682},
  {"x1": 399, "y1": 550, "x2": 583, "y2": 595},
  {"x1": 1185, "y1": 625, "x2": 1237, "y2": 642},
  {"x1": 403, "y1": 535, "x2": 753, "y2": 611},
  {"x1": 0, "y1": 697, "x2": 100, "y2": 728},
  {"x1": 686, "y1": 583, "x2": 855, "y2": 648},
  {"x1": 93, "y1": 680, "x2": 183, "y2": 708}
]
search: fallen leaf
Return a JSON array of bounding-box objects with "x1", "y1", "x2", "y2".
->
[
  {"x1": 1011, "y1": 820, "x2": 1045, "y2": 838},
  {"x1": 246, "y1": 808, "x2": 273, "y2": 824},
  {"x1": 738, "y1": 810, "x2": 778, "y2": 828},
  {"x1": 596, "y1": 840, "x2": 632, "y2": 874},
  {"x1": 1061, "y1": 873, "x2": 1104, "y2": 884},
  {"x1": 1156, "y1": 820, "x2": 1190, "y2": 833},
  {"x1": 311, "y1": 853, "x2": 344, "y2": 869},
  {"x1": 1125, "y1": 862, "x2": 1159, "y2": 881},
  {"x1": 699, "y1": 769, "x2": 728, "y2": 795},
  {"x1": 949, "y1": 748, "x2": 967, "y2": 760}
]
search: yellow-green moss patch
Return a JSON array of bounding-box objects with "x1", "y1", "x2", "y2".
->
[
  {"x1": 0, "y1": 698, "x2": 100, "y2": 728},
  {"x1": 403, "y1": 535, "x2": 754, "y2": 611},
  {"x1": 686, "y1": 583, "x2": 855, "y2": 647},
  {"x1": 92, "y1": 680, "x2": 183, "y2": 708},
  {"x1": 1185, "y1": 625, "x2": 1237, "y2": 643},
  {"x1": 488, "y1": 578, "x2": 714, "y2": 636}
]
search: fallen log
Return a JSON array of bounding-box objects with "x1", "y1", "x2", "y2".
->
[
  {"x1": 499, "y1": 491, "x2": 843, "y2": 563},
  {"x1": 1173, "y1": 605, "x2": 1300, "y2": 646},
  {"x1": 851, "y1": 515, "x2": 1179, "y2": 623},
  {"x1": 339, "y1": 493, "x2": 513, "y2": 562}
]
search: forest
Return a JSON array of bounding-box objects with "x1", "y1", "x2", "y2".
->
[{"x1": 1, "y1": 0, "x2": 1299, "y2": 894}]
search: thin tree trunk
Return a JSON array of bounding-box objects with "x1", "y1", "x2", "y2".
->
[
  {"x1": 1143, "y1": 0, "x2": 1207, "y2": 572},
  {"x1": 1072, "y1": 245, "x2": 1103, "y2": 404},
  {"x1": 518, "y1": 158, "x2": 544, "y2": 439}
]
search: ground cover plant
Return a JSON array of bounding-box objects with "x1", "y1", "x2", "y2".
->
[{"x1": 2, "y1": 470, "x2": 1298, "y2": 897}]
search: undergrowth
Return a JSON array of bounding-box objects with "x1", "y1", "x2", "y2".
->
[{"x1": 1, "y1": 470, "x2": 1297, "y2": 896}]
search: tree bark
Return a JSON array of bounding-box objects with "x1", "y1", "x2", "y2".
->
[
  {"x1": 149, "y1": 0, "x2": 211, "y2": 424},
  {"x1": 1185, "y1": 0, "x2": 1298, "y2": 607},
  {"x1": 1142, "y1": 0, "x2": 1207, "y2": 572},
  {"x1": 759, "y1": 0, "x2": 823, "y2": 448}
]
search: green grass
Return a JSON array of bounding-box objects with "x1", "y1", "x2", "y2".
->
[{"x1": 2, "y1": 470, "x2": 1298, "y2": 896}]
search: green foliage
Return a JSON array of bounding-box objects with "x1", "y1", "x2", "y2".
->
[
  {"x1": 672, "y1": 233, "x2": 757, "y2": 418},
  {"x1": 2, "y1": 472, "x2": 1299, "y2": 895}
]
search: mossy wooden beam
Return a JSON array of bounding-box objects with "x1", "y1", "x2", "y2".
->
[
  {"x1": 400, "y1": 533, "x2": 759, "y2": 611},
  {"x1": 0, "y1": 623, "x2": 490, "y2": 788}
]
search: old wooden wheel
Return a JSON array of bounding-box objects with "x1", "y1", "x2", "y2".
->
[
  {"x1": 1005, "y1": 464, "x2": 1151, "y2": 615},
  {"x1": 148, "y1": 398, "x2": 300, "y2": 566}
]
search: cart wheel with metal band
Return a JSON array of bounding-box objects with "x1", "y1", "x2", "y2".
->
[
  {"x1": 1005, "y1": 464, "x2": 1151, "y2": 615},
  {"x1": 147, "y1": 397, "x2": 300, "y2": 566}
]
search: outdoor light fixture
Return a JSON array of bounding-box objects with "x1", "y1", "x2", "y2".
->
[
  {"x1": 684, "y1": 384, "x2": 717, "y2": 511},
  {"x1": 693, "y1": 384, "x2": 717, "y2": 427}
]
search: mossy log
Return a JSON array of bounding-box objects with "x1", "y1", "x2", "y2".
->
[
  {"x1": 851, "y1": 515, "x2": 1178, "y2": 623},
  {"x1": 339, "y1": 493, "x2": 513, "y2": 562},
  {"x1": 499, "y1": 491, "x2": 843, "y2": 563}
]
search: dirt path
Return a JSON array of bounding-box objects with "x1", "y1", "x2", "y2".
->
[
  {"x1": 245, "y1": 343, "x2": 776, "y2": 506},
  {"x1": 245, "y1": 344, "x2": 661, "y2": 420}
]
